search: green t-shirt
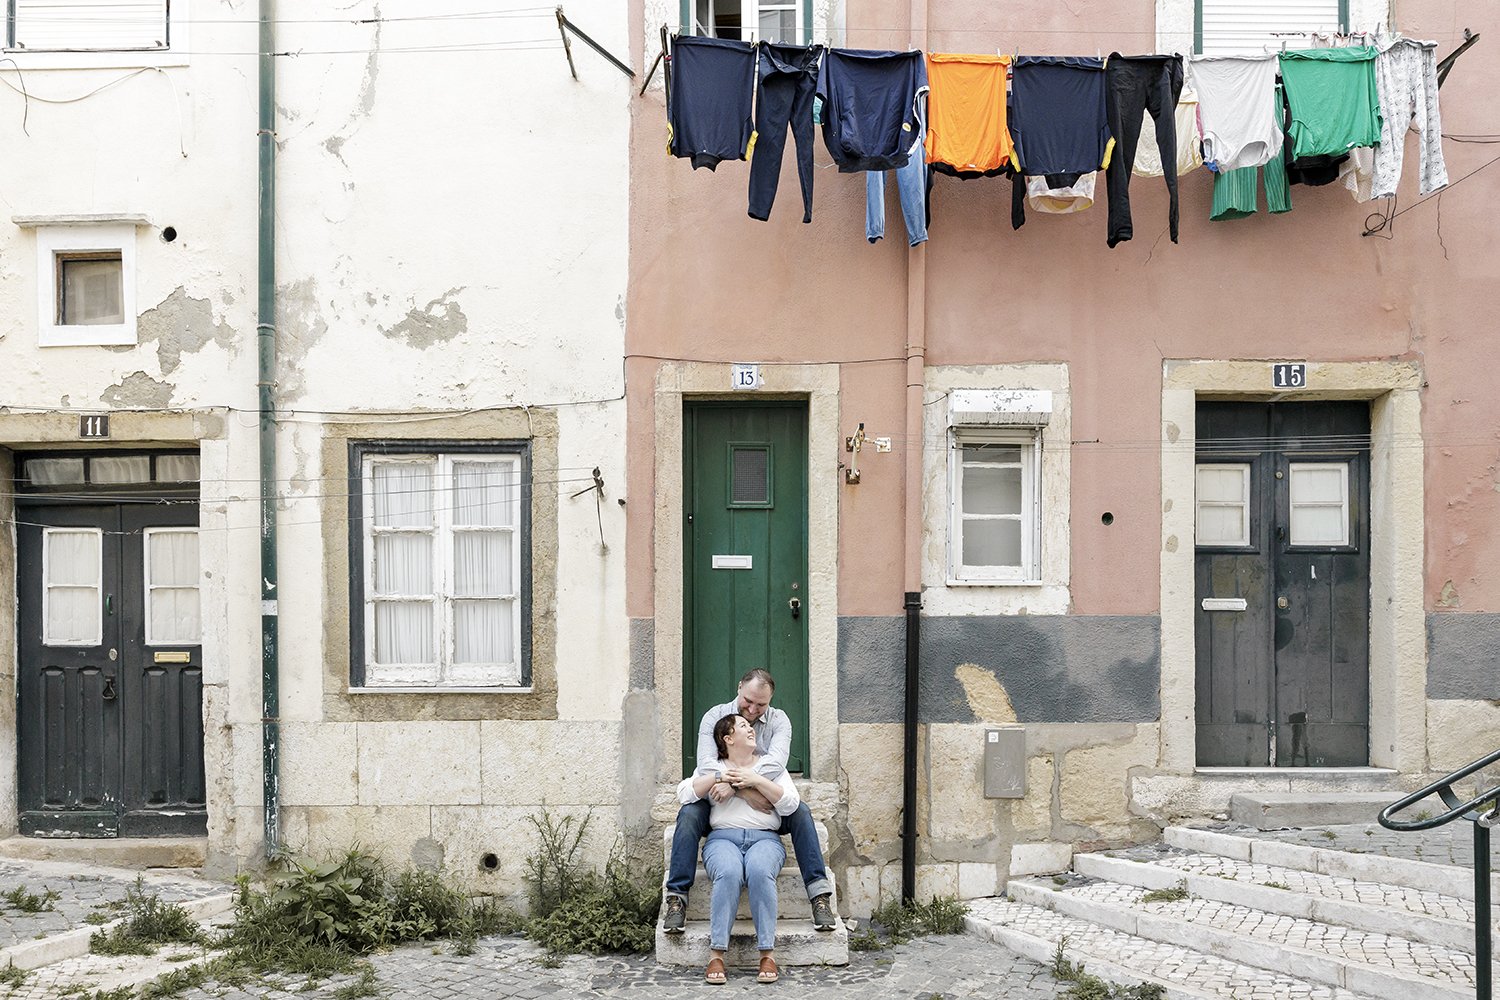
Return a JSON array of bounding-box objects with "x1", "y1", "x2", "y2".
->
[{"x1": 1279, "y1": 47, "x2": 1382, "y2": 159}]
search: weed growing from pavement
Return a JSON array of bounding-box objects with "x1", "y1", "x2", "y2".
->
[
  {"x1": 2, "y1": 885, "x2": 59, "y2": 912},
  {"x1": 1050, "y1": 937, "x2": 1167, "y2": 1000},
  {"x1": 853, "y1": 895, "x2": 971, "y2": 949},
  {"x1": 1137, "y1": 884, "x2": 1189, "y2": 904},
  {"x1": 0, "y1": 963, "x2": 25, "y2": 988},
  {"x1": 331, "y1": 966, "x2": 380, "y2": 1000},
  {"x1": 90, "y1": 879, "x2": 205, "y2": 956},
  {"x1": 1262, "y1": 881, "x2": 1291, "y2": 890}
]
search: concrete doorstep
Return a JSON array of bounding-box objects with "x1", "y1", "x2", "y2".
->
[{"x1": 0, "y1": 891, "x2": 235, "y2": 972}]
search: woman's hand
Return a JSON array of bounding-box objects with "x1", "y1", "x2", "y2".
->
[{"x1": 708, "y1": 780, "x2": 735, "y2": 803}]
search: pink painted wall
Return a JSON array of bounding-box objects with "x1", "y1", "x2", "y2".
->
[{"x1": 627, "y1": 0, "x2": 1500, "y2": 618}]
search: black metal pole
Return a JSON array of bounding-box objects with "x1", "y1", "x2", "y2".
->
[
  {"x1": 1478, "y1": 822, "x2": 1492, "y2": 1000},
  {"x1": 901, "y1": 590, "x2": 921, "y2": 903}
]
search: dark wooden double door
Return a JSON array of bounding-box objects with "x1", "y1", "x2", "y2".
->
[
  {"x1": 16, "y1": 501, "x2": 205, "y2": 836},
  {"x1": 1195, "y1": 402, "x2": 1371, "y2": 767}
]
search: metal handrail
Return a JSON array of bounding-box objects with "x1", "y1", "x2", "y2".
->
[{"x1": 1378, "y1": 746, "x2": 1500, "y2": 1000}]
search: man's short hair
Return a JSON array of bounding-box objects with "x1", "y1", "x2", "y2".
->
[{"x1": 739, "y1": 668, "x2": 775, "y2": 693}]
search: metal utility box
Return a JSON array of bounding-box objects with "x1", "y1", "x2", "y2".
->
[{"x1": 983, "y1": 727, "x2": 1027, "y2": 798}]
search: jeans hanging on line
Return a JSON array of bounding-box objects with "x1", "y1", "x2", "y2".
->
[
  {"x1": 703, "y1": 829, "x2": 785, "y2": 952},
  {"x1": 749, "y1": 43, "x2": 824, "y2": 223},
  {"x1": 866, "y1": 136, "x2": 929, "y2": 245},
  {"x1": 1104, "y1": 53, "x2": 1184, "y2": 248}
]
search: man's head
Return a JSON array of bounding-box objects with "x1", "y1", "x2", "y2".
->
[{"x1": 735, "y1": 668, "x2": 775, "y2": 723}]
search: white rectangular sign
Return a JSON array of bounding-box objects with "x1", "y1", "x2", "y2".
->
[{"x1": 731, "y1": 364, "x2": 762, "y2": 391}]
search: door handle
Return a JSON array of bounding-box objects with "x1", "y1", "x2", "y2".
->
[
  {"x1": 788, "y1": 597, "x2": 801, "y2": 620},
  {"x1": 102, "y1": 674, "x2": 117, "y2": 701}
]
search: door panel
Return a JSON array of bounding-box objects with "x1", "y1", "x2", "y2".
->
[
  {"x1": 17, "y1": 498, "x2": 206, "y2": 836},
  {"x1": 1195, "y1": 402, "x2": 1370, "y2": 767},
  {"x1": 684, "y1": 404, "x2": 809, "y2": 776}
]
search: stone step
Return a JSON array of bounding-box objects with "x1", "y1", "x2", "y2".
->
[
  {"x1": 965, "y1": 897, "x2": 1378, "y2": 1000},
  {"x1": 675, "y1": 867, "x2": 837, "y2": 920},
  {"x1": 1076, "y1": 848, "x2": 1498, "y2": 953},
  {"x1": 1009, "y1": 875, "x2": 1490, "y2": 1000},
  {"x1": 1165, "y1": 825, "x2": 1500, "y2": 901},
  {"x1": 654, "y1": 918, "x2": 848, "y2": 968},
  {"x1": 1230, "y1": 793, "x2": 1398, "y2": 830}
]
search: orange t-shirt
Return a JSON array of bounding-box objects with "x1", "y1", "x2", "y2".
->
[{"x1": 924, "y1": 53, "x2": 1014, "y2": 174}]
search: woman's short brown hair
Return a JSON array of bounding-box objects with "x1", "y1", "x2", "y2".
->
[{"x1": 713, "y1": 714, "x2": 743, "y2": 760}]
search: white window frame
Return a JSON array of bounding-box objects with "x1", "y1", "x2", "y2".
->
[
  {"x1": 691, "y1": 0, "x2": 803, "y2": 44},
  {"x1": 359, "y1": 451, "x2": 524, "y2": 690},
  {"x1": 5, "y1": 0, "x2": 188, "y2": 69},
  {"x1": 1195, "y1": 463, "x2": 1252, "y2": 548},
  {"x1": 1288, "y1": 461, "x2": 1350, "y2": 547},
  {"x1": 31, "y1": 223, "x2": 138, "y2": 347},
  {"x1": 947, "y1": 428, "x2": 1042, "y2": 585},
  {"x1": 143, "y1": 526, "x2": 200, "y2": 646},
  {"x1": 42, "y1": 526, "x2": 103, "y2": 647}
]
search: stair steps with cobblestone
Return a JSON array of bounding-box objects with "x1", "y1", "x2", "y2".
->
[
  {"x1": 654, "y1": 821, "x2": 849, "y2": 968},
  {"x1": 1007, "y1": 873, "x2": 1487, "y2": 1000},
  {"x1": 1073, "y1": 846, "x2": 1496, "y2": 953},
  {"x1": 966, "y1": 897, "x2": 1378, "y2": 1000}
]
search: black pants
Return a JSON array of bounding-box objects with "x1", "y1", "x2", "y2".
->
[
  {"x1": 1104, "y1": 54, "x2": 1184, "y2": 248},
  {"x1": 748, "y1": 43, "x2": 823, "y2": 223}
]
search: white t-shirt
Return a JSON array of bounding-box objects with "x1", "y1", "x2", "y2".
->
[{"x1": 676, "y1": 763, "x2": 801, "y2": 832}]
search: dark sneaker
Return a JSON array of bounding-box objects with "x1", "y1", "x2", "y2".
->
[
  {"x1": 810, "y1": 892, "x2": 836, "y2": 931},
  {"x1": 663, "y1": 895, "x2": 687, "y2": 934}
]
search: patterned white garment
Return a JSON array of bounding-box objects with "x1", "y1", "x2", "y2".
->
[
  {"x1": 1371, "y1": 37, "x2": 1449, "y2": 199},
  {"x1": 1134, "y1": 86, "x2": 1204, "y2": 178},
  {"x1": 1339, "y1": 146, "x2": 1375, "y2": 202}
]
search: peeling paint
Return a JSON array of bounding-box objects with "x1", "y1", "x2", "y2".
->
[
  {"x1": 275, "y1": 278, "x2": 329, "y2": 400},
  {"x1": 1436, "y1": 579, "x2": 1460, "y2": 609},
  {"x1": 323, "y1": 4, "x2": 381, "y2": 166},
  {"x1": 100, "y1": 372, "x2": 174, "y2": 409},
  {"x1": 954, "y1": 663, "x2": 1017, "y2": 724},
  {"x1": 137, "y1": 287, "x2": 236, "y2": 376},
  {"x1": 379, "y1": 288, "x2": 468, "y2": 348}
]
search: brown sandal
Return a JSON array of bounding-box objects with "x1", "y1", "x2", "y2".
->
[
  {"x1": 757, "y1": 955, "x2": 779, "y2": 983},
  {"x1": 704, "y1": 957, "x2": 727, "y2": 985}
]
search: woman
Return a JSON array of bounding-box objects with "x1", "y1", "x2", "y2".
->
[{"x1": 676, "y1": 712, "x2": 800, "y2": 984}]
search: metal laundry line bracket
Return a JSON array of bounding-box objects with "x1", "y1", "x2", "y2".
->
[{"x1": 555, "y1": 7, "x2": 636, "y2": 82}]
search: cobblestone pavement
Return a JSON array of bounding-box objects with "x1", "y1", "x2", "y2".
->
[
  {"x1": 1042, "y1": 878, "x2": 1477, "y2": 988},
  {"x1": 1208, "y1": 821, "x2": 1500, "y2": 869},
  {"x1": 1109, "y1": 842, "x2": 1479, "y2": 923},
  {"x1": 147, "y1": 935, "x2": 1068, "y2": 1000},
  {"x1": 0, "y1": 858, "x2": 221, "y2": 949},
  {"x1": 967, "y1": 898, "x2": 1355, "y2": 1000}
]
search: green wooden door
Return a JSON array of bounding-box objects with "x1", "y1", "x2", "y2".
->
[{"x1": 684, "y1": 402, "x2": 810, "y2": 776}]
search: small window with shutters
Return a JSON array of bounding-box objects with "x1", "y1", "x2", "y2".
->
[
  {"x1": 1196, "y1": 0, "x2": 1346, "y2": 56},
  {"x1": 10, "y1": 1, "x2": 169, "y2": 52}
]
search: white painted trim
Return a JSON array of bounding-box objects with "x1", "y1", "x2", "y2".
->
[
  {"x1": 2, "y1": 0, "x2": 188, "y2": 70},
  {"x1": 34, "y1": 223, "x2": 137, "y2": 348},
  {"x1": 1158, "y1": 359, "x2": 1425, "y2": 776},
  {"x1": 653, "y1": 362, "x2": 840, "y2": 781}
]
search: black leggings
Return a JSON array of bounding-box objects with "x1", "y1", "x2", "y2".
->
[
  {"x1": 748, "y1": 43, "x2": 823, "y2": 223},
  {"x1": 1104, "y1": 54, "x2": 1184, "y2": 248}
]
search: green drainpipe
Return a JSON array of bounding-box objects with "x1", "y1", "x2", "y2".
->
[{"x1": 257, "y1": 0, "x2": 281, "y2": 860}]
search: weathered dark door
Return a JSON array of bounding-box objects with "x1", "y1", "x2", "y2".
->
[
  {"x1": 683, "y1": 403, "x2": 809, "y2": 776},
  {"x1": 1194, "y1": 402, "x2": 1370, "y2": 767},
  {"x1": 17, "y1": 492, "x2": 205, "y2": 836}
]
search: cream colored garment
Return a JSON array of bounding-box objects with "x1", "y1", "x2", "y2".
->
[
  {"x1": 1026, "y1": 172, "x2": 1096, "y2": 213},
  {"x1": 1134, "y1": 87, "x2": 1204, "y2": 178}
]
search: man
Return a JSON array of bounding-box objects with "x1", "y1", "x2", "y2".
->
[{"x1": 661, "y1": 668, "x2": 836, "y2": 934}]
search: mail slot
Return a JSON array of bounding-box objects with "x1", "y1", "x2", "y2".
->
[
  {"x1": 1200, "y1": 598, "x2": 1248, "y2": 612},
  {"x1": 711, "y1": 555, "x2": 752, "y2": 570},
  {"x1": 153, "y1": 651, "x2": 191, "y2": 664}
]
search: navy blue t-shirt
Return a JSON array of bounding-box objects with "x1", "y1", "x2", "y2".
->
[
  {"x1": 669, "y1": 35, "x2": 756, "y2": 171},
  {"x1": 1010, "y1": 56, "x2": 1112, "y2": 179},
  {"x1": 816, "y1": 48, "x2": 927, "y2": 173}
]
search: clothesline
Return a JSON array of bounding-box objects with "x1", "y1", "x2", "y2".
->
[{"x1": 665, "y1": 35, "x2": 1454, "y2": 248}]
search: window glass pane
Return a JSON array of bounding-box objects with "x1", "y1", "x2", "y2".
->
[
  {"x1": 25, "y1": 458, "x2": 85, "y2": 485},
  {"x1": 962, "y1": 444, "x2": 1021, "y2": 464},
  {"x1": 155, "y1": 455, "x2": 200, "y2": 482},
  {"x1": 454, "y1": 532, "x2": 511, "y2": 596},
  {"x1": 453, "y1": 462, "x2": 514, "y2": 527},
  {"x1": 962, "y1": 518, "x2": 1022, "y2": 567},
  {"x1": 758, "y1": 7, "x2": 795, "y2": 42},
  {"x1": 454, "y1": 599, "x2": 512, "y2": 664},
  {"x1": 962, "y1": 466, "x2": 1022, "y2": 516},
  {"x1": 47, "y1": 587, "x2": 99, "y2": 644},
  {"x1": 704, "y1": 0, "x2": 742, "y2": 38},
  {"x1": 148, "y1": 530, "x2": 198, "y2": 587},
  {"x1": 372, "y1": 462, "x2": 434, "y2": 527},
  {"x1": 59, "y1": 257, "x2": 123, "y2": 325},
  {"x1": 374, "y1": 601, "x2": 434, "y2": 664},
  {"x1": 1196, "y1": 465, "x2": 1248, "y2": 504},
  {"x1": 1197, "y1": 504, "x2": 1248, "y2": 546},
  {"x1": 150, "y1": 588, "x2": 201, "y2": 644},
  {"x1": 47, "y1": 530, "x2": 100, "y2": 586},
  {"x1": 1290, "y1": 466, "x2": 1344, "y2": 504},
  {"x1": 374, "y1": 534, "x2": 432, "y2": 596},
  {"x1": 91, "y1": 455, "x2": 151, "y2": 484},
  {"x1": 1291, "y1": 506, "x2": 1347, "y2": 546}
]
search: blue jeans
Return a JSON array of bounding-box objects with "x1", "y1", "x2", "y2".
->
[
  {"x1": 865, "y1": 136, "x2": 929, "y2": 246},
  {"x1": 666, "y1": 800, "x2": 831, "y2": 901},
  {"x1": 702, "y1": 829, "x2": 784, "y2": 951}
]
